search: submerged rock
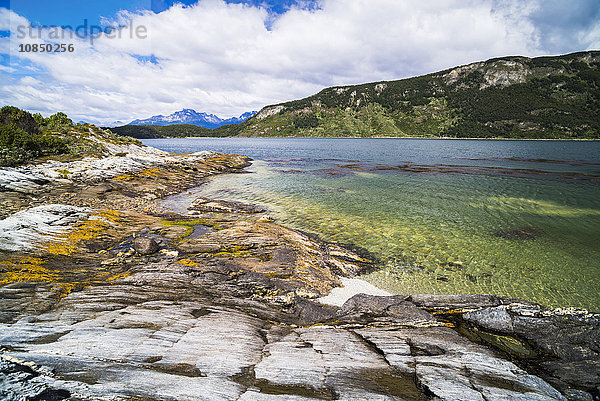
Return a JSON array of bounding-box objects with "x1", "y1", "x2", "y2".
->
[
  {"x1": 189, "y1": 197, "x2": 266, "y2": 213},
  {"x1": 413, "y1": 295, "x2": 600, "y2": 400},
  {"x1": 493, "y1": 226, "x2": 544, "y2": 240}
]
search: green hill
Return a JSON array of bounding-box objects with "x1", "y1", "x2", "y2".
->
[
  {"x1": 109, "y1": 124, "x2": 220, "y2": 139},
  {"x1": 219, "y1": 51, "x2": 600, "y2": 139}
]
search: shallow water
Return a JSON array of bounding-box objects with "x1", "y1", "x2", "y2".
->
[{"x1": 147, "y1": 138, "x2": 600, "y2": 311}]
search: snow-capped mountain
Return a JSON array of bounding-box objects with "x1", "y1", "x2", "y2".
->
[{"x1": 127, "y1": 109, "x2": 257, "y2": 128}]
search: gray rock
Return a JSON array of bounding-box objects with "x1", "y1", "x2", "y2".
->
[
  {"x1": 562, "y1": 389, "x2": 595, "y2": 401},
  {"x1": 337, "y1": 294, "x2": 439, "y2": 326},
  {"x1": 0, "y1": 355, "x2": 71, "y2": 401},
  {"x1": 177, "y1": 240, "x2": 222, "y2": 253},
  {"x1": 460, "y1": 304, "x2": 600, "y2": 394},
  {"x1": 133, "y1": 236, "x2": 159, "y2": 254},
  {"x1": 0, "y1": 169, "x2": 50, "y2": 194}
]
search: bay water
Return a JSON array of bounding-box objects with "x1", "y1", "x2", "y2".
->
[{"x1": 145, "y1": 138, "x2": 600, "y2": 311}]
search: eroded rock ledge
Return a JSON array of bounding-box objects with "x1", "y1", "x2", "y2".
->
[{"x1": 0, "y1": 149, "x2": 598, "y2": 401}]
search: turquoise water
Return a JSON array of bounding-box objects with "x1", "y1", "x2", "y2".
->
[{"x1": 146, "y1": 138, "x2": 600, "y2": 311}]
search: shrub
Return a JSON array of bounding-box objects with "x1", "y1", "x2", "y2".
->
[
  {"x1": 0, "y1": 123, "x2": 68, "y2": 166},
  {"x1": 45, "y1": 112, "x2": 73, "y2": 128},
  {"x1": 0, "y1": 106, "x2": 39, "y2": 133}
]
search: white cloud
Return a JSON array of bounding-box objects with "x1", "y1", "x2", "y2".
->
[{"x1": 0, "y1": 0, "x2": 597, "y2": 124}]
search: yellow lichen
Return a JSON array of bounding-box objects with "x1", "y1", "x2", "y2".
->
[
  {"x1": 0, "y1": 209, "x2": 132, "y2": 297},
  {"x1": 56, "y1": 169, "x2": 70, "y2": 179},
  {"x1": 176, "y1": 258, "x2": 200, "y2": 267},
  {"x1": 54, "y1": 282, "x2": 76, "y2": 299},
  {"x1": 0, "y1": 257, "x2": 58, "y2": 284},
  {"x1": 106, "y1": 272, "x2": 130, "y2": 281},
  {"x1": 139, "y1": 168, "x2": 162, "y2": 178},
  {"x1": 99, "y1": 209, "x2": 123, "y2": 224},
  {"x1": 113, "y1": 174, "x2": 135, "y2": 181},
  {"x1": 114, "y1": 167, "x2": 163, "y2": 181},
  {"x1": 43, "y1": 219, "x2": 109, "y2": 256},
  {"x1": 42, "y1": 210, "x2": 122, "y2": 256}
]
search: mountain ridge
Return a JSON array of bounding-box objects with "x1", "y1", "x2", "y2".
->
[
  {"x1": 127, "y1": 109, "x2": 257, "y2": 129},
  {"x1": 217, "y1": 50, "x2": 600, "y2": 139},
  {"x1": 115, "y1": 51, "x2": 600, "y2": 139}
]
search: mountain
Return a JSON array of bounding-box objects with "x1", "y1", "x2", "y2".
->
[
  {"x1": 217, "y1": 51, "x2": 600, "y2": 139},
  {"x1": 127, "y1": 109, "x2": 257, "y2": 129},
  {"x1": 104, "y1": 120, "x2": 125, "y2": 128}
]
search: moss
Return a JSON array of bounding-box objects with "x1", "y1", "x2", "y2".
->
[
  {"x1": 161, "y1": 218, "x2": 224, "y2": 232},
  {"x1": 56, "y1": 169, "x2": 70, "y2": 179},
  {"x1": 211, "y1": 244, "x2": 260, "y2": 258},
  {"x1": 213, "y1": 250, "x2": 253, "y2": 258}
]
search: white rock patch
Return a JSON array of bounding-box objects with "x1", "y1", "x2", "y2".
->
[
  {"x1": 0, "y1": 169, "x2": 50, "y2": 193},
  {"x1": 0, "y1": 204, "x2": 90, "y2": 252},
  {"x1": 317, "y1": 277, "x2": 391, "y2": 307}
]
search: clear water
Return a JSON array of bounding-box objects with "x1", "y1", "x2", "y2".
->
[{"x1": 146, "y1": 138, "x2": 600, "y2": 311}]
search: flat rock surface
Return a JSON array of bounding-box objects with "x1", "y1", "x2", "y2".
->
[{"x1": 1, "y1": 150, "x2": 598, "y2": 401}]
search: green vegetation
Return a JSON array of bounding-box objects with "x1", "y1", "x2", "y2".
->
[
  {"x1": 214, "y1": 51, "x2": 599, "y2": 139},
  {"x1": 0, "y1": 106, "x2": 140, "y2": 167}
]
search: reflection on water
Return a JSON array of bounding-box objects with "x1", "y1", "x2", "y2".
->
[{"x1": 148, "y1": 138, "x2": 600, "y2": 311}]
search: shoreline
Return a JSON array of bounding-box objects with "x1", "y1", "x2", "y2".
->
[
  {"x1": 143, "y1": 135, "x2": 600, "y2": 141},
  {"x1": 1, "y1": 142, "x2": 599, "y2": 400}
]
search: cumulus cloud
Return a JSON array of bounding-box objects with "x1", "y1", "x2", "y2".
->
[{"x1": 0, "y1": 0, "x2": 598, "y2": 124}]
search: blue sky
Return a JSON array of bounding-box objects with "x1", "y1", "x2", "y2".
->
[
  {"x1": 0, "y1": 0, "x2": 598, "y2": 124},
  {"x1": 5, "y1": 0, "x2": 306, "y2": 26}
]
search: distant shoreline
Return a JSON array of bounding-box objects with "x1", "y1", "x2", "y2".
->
[{"x1": 143, "y1": 136, "x2": 600, "y2": 141}]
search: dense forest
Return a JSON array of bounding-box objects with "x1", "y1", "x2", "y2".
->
[{"x1": 109, "y1": 124, "x2": 221, "y2": 139}]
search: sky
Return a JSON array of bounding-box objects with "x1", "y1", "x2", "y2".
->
[{"x1": 0, "y1": 0, "x2": 599, "y2": 125}]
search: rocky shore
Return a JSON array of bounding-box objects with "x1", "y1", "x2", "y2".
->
[{"x1": 0, "y1": 139, "x2": 599, "y2": 401}]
